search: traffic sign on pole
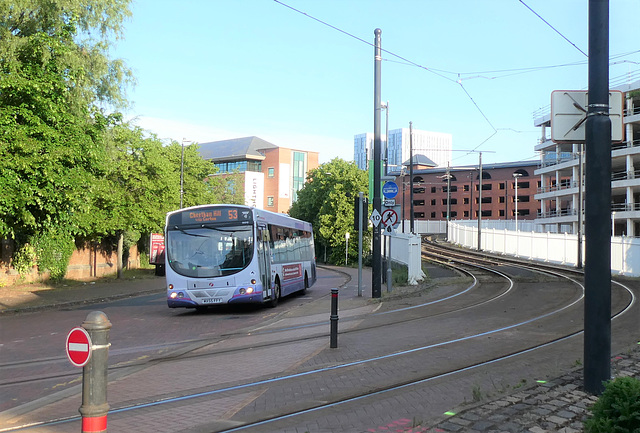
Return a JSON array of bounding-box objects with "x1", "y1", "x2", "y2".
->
[
  {"x1": 66, "y1": 327, "x2": 92, "y2": 367},
  {"x1": 370, "y1": 209, "x2": 382, "y2": 227},
  {"x1": 381, "y1": 208, "x2": 398, "y2": 227},
  {"x1": 382, "y1": 181, "x2": 398, "y2": 199}
]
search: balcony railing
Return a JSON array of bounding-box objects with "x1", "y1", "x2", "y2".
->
[
  {"x1": 537, "y1": 181, "x2": 580, "y2": 194},
  {"x1": 537, "y1": 208, "x2": 577, "y2": 218},
  {"x1": 611, "y1": 202, "x2": 640, "y2": 212},
  {"x1": 612, "y1": 138, "x2": 640, "y2": 151},
  {"x1": 539, "y1": 152, "x2": 579, "y2": 168},
  {"x1": 611, "y1": 169, "x2": 640, "y2": 181}
]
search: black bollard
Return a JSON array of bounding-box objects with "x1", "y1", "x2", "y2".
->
[
  {"x1": 330, "y1": 288, "x2": 339, "y2": 348},
  {"x1": 79, "y1": 311, "x2": 112, "y2": 433}
]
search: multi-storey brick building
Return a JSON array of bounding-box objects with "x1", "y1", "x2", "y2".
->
[
  {"x1": 197, "y1": 136, "x2": 319, "y2": 213},
  {"x1": 394, "y1": 159, "x2": 541, "y2": 223}
]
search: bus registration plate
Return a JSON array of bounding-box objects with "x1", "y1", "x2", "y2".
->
[{"x1": 202, "y1": 298, "x2": 222, "y2": 304}]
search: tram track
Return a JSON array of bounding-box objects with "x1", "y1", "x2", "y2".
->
[
  {"x1": 0, "y1": 262, "x2": 495, "y2": 387},
  {"x1": 1, "y1": 247, "x2": 535, "y2": 393},
  {"x1": 4, "y1": 243, "x2": 635, "y2": 432}
]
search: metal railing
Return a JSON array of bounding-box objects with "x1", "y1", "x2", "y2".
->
[{"x1": 537, "y1": 180, "x2": 580, "y2": 194}]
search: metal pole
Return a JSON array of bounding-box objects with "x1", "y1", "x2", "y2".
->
[
  {"x1": 358, "y1": 192, "x2": 363, "y2": 297},
  {"x1": 584, "y1": 0, "x2": 611, "y2": 395},
  {"x1": 446, "y1": 163, "x2": 451, "y2": 239},
  {"x1": 577, "y1": 143, "x2": 584, "y2": 268},
  {"x1": 384, "y1": 101, "x2": 389, "y2": 175},
  {"x1": 387, "y1": 235, "x2": 392, "y2": 292},
  {"x1": 477, "y1": 152, "x2": 483, "y2": 251},
  {"x1": 180, "y1": 140, "x2": 185, "y2": 208},
  {"x1": 79, "y1": 311, "x2": 111, "y2": 433},
  {"x1": 515, "y1": 175, "x2": 519, "y2": 231},
  {"x1": 372, "y1": 28, "x2": 382, "y2": 299},
  {"x1": 345, "y1": 232, "x2": 349, "y2": 266},
  {"x1": 409, "y1": 121, "x2": 414, "y2": 234},
  {"x1": 330, "y1": 288, "x2": 339, "y2": 348}
]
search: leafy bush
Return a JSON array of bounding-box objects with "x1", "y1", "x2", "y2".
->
[
  {"x1": 584, "y1": 376, "x2": 640, "y2": 433},
  {"x1": 12, "y1": 243, "x2": 37, "y2": 276},
  {"x1": 33, "y1": 229, "x2": 75, "y2": 281}
]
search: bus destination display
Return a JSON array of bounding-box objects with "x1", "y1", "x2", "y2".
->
[{"x1": 176, "y1": 207, "x2": 252, "y2": 225}]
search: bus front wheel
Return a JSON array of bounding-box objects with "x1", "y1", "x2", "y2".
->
[{"x1": 269, "y1": 280, "x2": 281, "y2": 308}]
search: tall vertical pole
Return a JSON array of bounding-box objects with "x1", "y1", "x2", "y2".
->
[
  {"x1": 409, "y1": 122, "x2": 414, "y2": 234},
  {"x1": 372, "y1": 28, "x2": 382, "y2": 299},
  {"x1": 477, "y1": 152, "x2": 483, "y2": 251},
  {"x1": 515, "y1": 175, "x2": 519, "y2": 231},
  {"x1": 584, "y1": 0, "x2": 611, "y2": 395},
  {"x1": 446, "y1": 163, "x2": 451, "y2": 239},
  {"x1": 358, "y1": 192, "x2": 363, "y2": 297},
  {"x1": 402, "y1": 169, "x2": 406, "y2": 233},
  {"x1": 578, "y1": 144, "x2": 584, "y2": 268},
  {"x1": 180, "y1": 140, "x2": 185, "y2": 209}
]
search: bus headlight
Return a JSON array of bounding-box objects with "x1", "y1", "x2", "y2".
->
[{"x1": 170, "y1": 292, "x2": 178, "y2": 299}]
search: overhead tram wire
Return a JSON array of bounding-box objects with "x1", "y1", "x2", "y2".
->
[
  {"x1": 518, "y1": 0, "x2": 588, "y2": 58},
  {"x1": 272, "y1": 0, "x2": 636, "y2": 156}
]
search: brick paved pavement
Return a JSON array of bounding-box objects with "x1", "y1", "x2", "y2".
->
[{"x1": 1, "y1": 264, "x2": 639, "y2": 433}]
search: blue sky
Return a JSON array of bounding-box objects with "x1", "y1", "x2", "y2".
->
[{"x1": 112, "y1": 0, "x2": 640, "y2": 166}]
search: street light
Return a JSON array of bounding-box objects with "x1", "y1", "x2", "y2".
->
[
  {"x1": 180, "y1": 138, "x2": 192, "y2": 209},
  {"x1": 513, "y1": 173, "x2": 522, "y2": 231}
]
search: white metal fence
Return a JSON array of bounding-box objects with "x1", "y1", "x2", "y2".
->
[{"x1": 447, "y1": 221, "x2": 640, "y2": 277}]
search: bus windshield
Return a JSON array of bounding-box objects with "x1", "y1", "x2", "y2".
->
[{"x1": 166, "y1": 225, "x2": 254, "y2": 278}]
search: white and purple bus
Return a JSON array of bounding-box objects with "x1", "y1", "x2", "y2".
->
[{"x1": 165, "y1": 204, "x2": 316, "y2": 309}]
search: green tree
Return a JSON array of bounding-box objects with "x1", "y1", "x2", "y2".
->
[
  {"x1": 290, "y1": 158, "x2": 370, "y2": 265},
  {"x1": 0, "y1": 0, "x2": 133, "y2": 278}
]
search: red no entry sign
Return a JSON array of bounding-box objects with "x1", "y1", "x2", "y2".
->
[{"x1": 66, "y1": 327, "x2": 92, "y2": 367}]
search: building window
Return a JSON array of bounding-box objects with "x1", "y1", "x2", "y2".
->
[
  {"x1": 414, "y1": 199, "x2": 425, "y2": 206},
  {"x1": 464, "y1": 185, "x2": 470, "y2": 192},
  {"x1": 430, "y1": 212, "x2": 436, "y2": 218},
  {"x1": 214, "y1": 160, "x2": 262, "y2": 174},
  {"x1": 463, "y1": 197, "x2": 469, "y2": 204},
  {"x1": 292, "y1": 152, "x2": 306, "y2": 202},
  {"x1": 267, "y1": 196, "x2": 274, "y2": 207},
  {"x1": 268, "y1": 167, "x2": 275, "y2": 177},
  {"x1": 499, "y1": 210, "x2": 505, "y2": 217},
  {"x1": 415, "y1": 212, "x2": 425, "y2": 218},
  {"x1": 431, "y1": 187, "x2": 436, "y2": 193},
  {"x1": 464, "y1": 211, "x2": 469, "y2": 218},
  {"x1": 499, "y1": 196, "x2": 505, "y2": 203},
  {"x1": 431, "y1": 199, "x2": 436, "y2": 205}
]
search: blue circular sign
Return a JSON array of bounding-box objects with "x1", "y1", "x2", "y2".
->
[{"x1": 382, "y1": 181, "x2": 398, "y2": 199}]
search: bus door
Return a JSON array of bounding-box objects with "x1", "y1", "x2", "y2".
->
[{"x1": 256, "y1": 224, "x2": 272, "y2": 300}]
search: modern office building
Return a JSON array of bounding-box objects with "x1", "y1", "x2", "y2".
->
[
  {"x1": 354, "y1": 128, "x2": 452, "y2": 171},
  {"x1": 197, "y1": 136, "x2": 319, "y2": 213},
  {"x1": 393, "y1": 160, "x2": 540, "y2": 223},
  {"x1": 533, "y1": 74, "x2": 640, "y2": 235}
]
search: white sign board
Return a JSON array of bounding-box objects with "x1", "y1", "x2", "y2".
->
[{"x1": 551, "y1": 90, "x2": 623, "y2": 143}]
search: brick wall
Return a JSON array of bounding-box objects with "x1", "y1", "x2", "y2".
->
[{"x1": 0, "y1": 239, "x2": 141, "y2": 286}]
